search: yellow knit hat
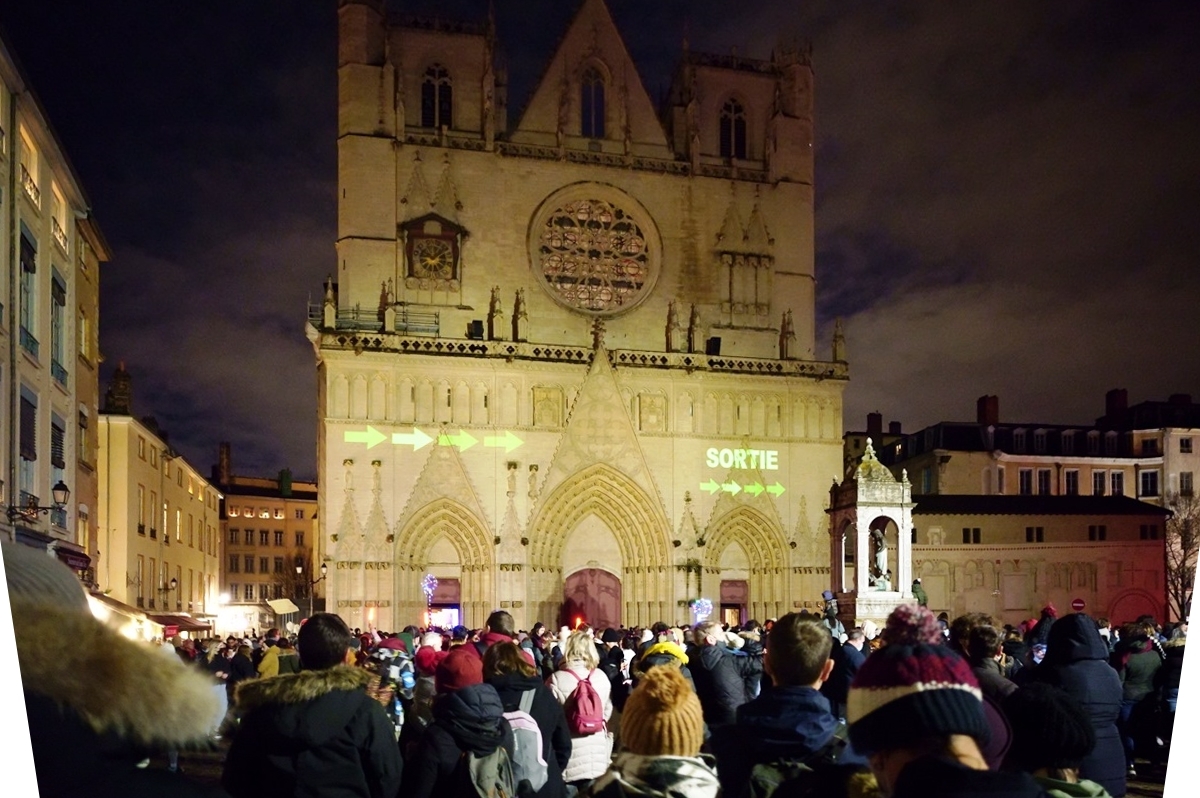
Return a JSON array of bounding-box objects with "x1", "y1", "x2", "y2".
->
[{"x1": 620, "y1": 665, "x2": 705, "y2": 757}]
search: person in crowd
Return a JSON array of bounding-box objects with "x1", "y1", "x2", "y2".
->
[
  {"x1": 226, "y1": 643, "x2": 258, "y2": 700},
  {"x1": 633, "y1": 635, "x2": 695, "y2": 693},
  {"x1": 483, "y1": 641, "x2": 572, "y2": 798},
  {"x1": 712, "y1": 612, "x2": 869, "y2": 797},
  {"x1": 1002, "y1": 628, "x2": 1030, "y2": 681},
  {"x1": 966, "y1": 624, "x2": 1018, "y2": 700},
  {"x1": 1156, "y1": 634, "x2": 1185, "y2": 753},
  {"x1": 1026, "y1": 604, "x2": 1058, "y2": 647},
  {"x1": 912, "y1": 578, "x2": 929, "y2": 607},
  {"x1": 222, "y1": 613, "x2": 403, "y2": 798},
  {"x1": 598, "y1": 627, "x2": 631, "y2": 713},
  {"x1": 1112, "y1": 620, "x2": 1164, "y2": 778},
  {"x1": 638, "y1": 622, "x2": 673, "y2": 658},
  {"x1": 273, "y1": 637, "x2": 302, "y2": 675},
  {"x1": 548, "y1": 629, "x2": 614, "y2": 793},
  {"x1": 1095, "y1": 618, "x2": 1115, "y2": 653},
  {"x1": 946, "y1": 612, "x2": 994, "y2": 658},
  {"x1": 1004, "y1": 682, "x2": 1114, "y2": 798},
  {"x1": 466, "y1": 610, "x2": 528, "y2": 661},
  {"x1": 401, "y1": 646, "x2": 514, "y2": 798},
  {"x1": 822, "y1": 626, "x2": 867, "y2": 720},
  {"x1": 400, "y1": 632, "x2": 450, "y2": 759},
  {"x1": 860, "y1": 619, "x2": 882, "y2": 652},
  {"x1": 4, "y1": 540, "x2": 227, "y2": 797},
  {"x1": 846, "y1": 604, "x2": 1046, "y2": 798},
  {"x1": 687, "y1": 620, "x2": 757, "y2": 732},
  {"x1": 583, "y1": 666, "x2": 718, "y2": 798}
]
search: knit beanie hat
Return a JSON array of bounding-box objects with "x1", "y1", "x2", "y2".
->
[
  {"x1": 1002, "y1": 682, "x2": 1095, "y2": 771},
  {"x1": 847, "y1": 604, "x2": 989, "y2": 756},
  {"x1": 2, "y1": 540, "x2": 89, "y2": 614},
  {"x1": 436, "y1": 646, "x2": 483, "y2": 693},
  {"x1": 620, "y1": 665, "x2": 705, "y2": 757}
]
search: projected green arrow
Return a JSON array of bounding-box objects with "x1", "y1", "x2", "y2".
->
[
  {"x1": 392, "y1": 428, "x2": 435, "y2": 451},
  {"x1": 722, "y1": 481, "x2": 742, "y2": 495},
  {"x1": 438, "y1": 430, "x2": 479, "y2": 452},
  {"x1": 743, "y1": 482, "x2": 765, "y2": 497},
  {"x1": 344, "y1": 426, "x2": 387, "y2": 449},
  {"x1": 766, "y1": 482, "x2": 786, "y2": 497},
  {"x1": 484, "y1": 430, "x2": 524, "y2": 453},
  {"x1": 700, "y1": 479, "x2": 720, "y2": 495}
]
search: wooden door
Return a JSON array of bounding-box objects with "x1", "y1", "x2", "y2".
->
[{"x1": 562, "y1": 568, "x2": 622, "y2": 630}]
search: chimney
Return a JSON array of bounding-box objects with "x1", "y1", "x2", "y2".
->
[
  {"x1": 867, "y1": 412, "x2": 883, "y2": 436},
  {"x1": 976, "y1": 395, "x2": 999, "y2": 426},
  {"x1": 888, "y1": 421, "x2": 903, "y2": 435},
  {"x1": 1105, "y1": 389, "x2": 1128, "y2": 423},
  {"x1": 279, "y1": 468, "x2": 293, "y2": 497},
  {"x1": 218, "y1": 442, "x2": 232, "y2": 485},
  {"x1": 102, "y1": 361, "x2": 133, "y2": 415}
]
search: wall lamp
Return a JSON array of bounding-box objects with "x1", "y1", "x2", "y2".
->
[{"x1": 4, "y1": 480, "x2": 70, "y2": 522}]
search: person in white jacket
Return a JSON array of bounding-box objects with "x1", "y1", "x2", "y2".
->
[{"x1": 548, "y1": 629, "x2": 614, "y2": 793}]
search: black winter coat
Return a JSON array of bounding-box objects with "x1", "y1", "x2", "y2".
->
[
  {"x1": 688, "y1": 644, "x2": 751, "y2": 729},
  {"x1": 1030, "y1": 613, "x2": 1126, "y2": 798},
  {"x1": 402, "y1": 682, "x2": 515, "y2": 798},
  {"x1": 890, "y1": 755, "x2": 1048, "y2": 798},
  {"x1": 222, "y1": 667, "x2": 403, "y2": 798},
  {"x1": 487, "y1": 672, "x2": 572, "y2": 798}
]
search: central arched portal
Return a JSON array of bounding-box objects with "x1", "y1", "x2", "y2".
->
[{"x1": 562, "y1": 568, "x2": 622, "y2": 629}]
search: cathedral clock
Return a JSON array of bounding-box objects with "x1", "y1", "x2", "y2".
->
[{"x1": 401, "y1": 213, "x2": 466, "y2": 291}]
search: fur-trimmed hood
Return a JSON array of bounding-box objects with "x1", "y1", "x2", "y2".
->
[
  {"x1": 235, "y1": 665, "x2": 371, "y2": 710},
  {"x1": 232, "y1": 666, "x2": 377, "y2": 749},
  {"x1": 13, "y1": 602, "x2": 219, "y2": 748}
]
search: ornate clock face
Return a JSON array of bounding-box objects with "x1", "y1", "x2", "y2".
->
[
  {"x1": 410, "y1": 237, "x2": 454, "y2": 280},
  {"x1": 530, "y1": 187, "x2": 659, "y2": 317}
]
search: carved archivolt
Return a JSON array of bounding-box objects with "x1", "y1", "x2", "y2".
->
[
  {"x1": 528, "y1": 462, "x2": 670, "y2": 571},
  {"x1": 395, "y1": 498, "x2": 493, "y2": 570},
  {"x1": 704, "y1": 506, "x2": 788, "y2": 574}
]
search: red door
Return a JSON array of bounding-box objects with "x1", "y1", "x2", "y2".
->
[{"x1": 562, "y1": 568, "x2": 622, "y2": 630}]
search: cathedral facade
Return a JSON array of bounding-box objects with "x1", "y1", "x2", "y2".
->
[{"x1": 312, "y1": 0, "x2": 848, "y2": 631}]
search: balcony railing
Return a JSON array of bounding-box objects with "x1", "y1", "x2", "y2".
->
[
  {"x1": 51, "y1": 217, "x2": 69, "y2": 253},
  {"x1": 149, "y1": 527, "x2": 158, "y2": 539},
  {"x1": 19, "y1": 491, "x2": 38, "y2": 511},
  {"x1": 51, "y1": 359, "x2": 68, "y2": 386},
  {"x1": 307, "y1": 303, "x2": 441, "y2": 336},
  {"x1": 19, "y1": 327, "x2": 39, "y2": 359},
  {"x1": 137, "y1": 523, "x2": 146, "y2": 536},
  {"x1": 20, "y1": 164, "x2": 40, "y2": 207},
  {"x1": 50, "y1": 507, "x2": 67, "y2": 528},
  {"x1": 136, "y1": 596, "x2": 144, "y2": 608}
]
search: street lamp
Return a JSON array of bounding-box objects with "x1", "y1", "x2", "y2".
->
[
  {"x1": 5, "y1": 480, "x2": 70, "y2": 523},
  {"x1": 296, "y1": 562, "x2": 328, "y2": 619},
  {"x1": 157, "y1": 577, "x2": 178, "y2": 609}
]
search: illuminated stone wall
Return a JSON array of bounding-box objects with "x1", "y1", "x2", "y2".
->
[{"x1": 318, "y1": 0, "x2": 846, "y2": 630}]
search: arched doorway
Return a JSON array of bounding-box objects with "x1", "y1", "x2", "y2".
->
[{"x1": 562, "y1": 568, "x2": 622, "y2": 630}]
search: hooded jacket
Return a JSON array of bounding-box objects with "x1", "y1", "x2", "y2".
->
[
  {"x1": 710, "y1": 684, "x2": 867, "y2": 797},
  {"x1": 402, "y1": 682, "x2": 515, "y2": 798},
  {"x1": 222, "y1": 666, "x2": 403, "y2": 798},
  {"x1": 584, "y1": 753, "x2": 720, "y2": 798},
  {"x1": 15, "y1": 603, "x2": 228, "y2": 798},
  {"x1": 487, "y1": 671, "x2": 573, "y2": 798},
  {"x1": 687, "y1": 643, "x2": 750, "y2": 729},
  {"x1": 889, "y1": 755, "x2": 1048, "y2": 798},
  {"x1": 1032, "y1": 614, "x2": 1125, "y2": 798}
]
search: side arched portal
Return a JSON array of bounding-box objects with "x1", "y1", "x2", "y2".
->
[
  {"x1": 704, "y1": 506, "x2": 790, "y2": 621},
  {"x1": 528, "y1": 463, "x2": 671, "y2": 627},
  {"x1": 394, "y1": 498, "x2": 494, "y2": 628}
]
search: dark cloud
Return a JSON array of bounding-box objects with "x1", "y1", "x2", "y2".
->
[{"x1": 2, "y1": 1, "x2": 1196, "y2": 480}]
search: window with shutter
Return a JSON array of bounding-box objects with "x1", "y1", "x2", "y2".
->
[
  {"x1": 51, "y1": 422, "x2": 65, "y2": 468},
  {"x1": 19, "y1": 395, "x2": 36, "y2": 461}
]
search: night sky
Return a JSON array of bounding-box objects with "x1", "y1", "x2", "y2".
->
[{"x1": 2, "y1": 1, "x2": 1197, "y2": 482}]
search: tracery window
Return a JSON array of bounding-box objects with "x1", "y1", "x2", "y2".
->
[
  {"x1": 421, "y1": 64, "x2": 452, "y2": 129},
  {"x1": 536, "y1": 198, "x2": 649, "y2": 314},
  {"x1": 580, "y1": 66, "x2": 605, "y2": 138},
  {"x1": 720, "y1": 99, "x2": 747, "y2": 159}
]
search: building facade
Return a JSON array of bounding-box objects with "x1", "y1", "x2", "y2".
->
[
  {"x1": 313, "y1": 0, "x2": 848, "y2": 631},
  {"x1": 213, "y1": 443, "x2": 320, "y2": 636},
  {"x1": 97, "y1": 368, "x2": 221, "y2": 631},
  {"x1": 0, "y1": 33, "x2": 108, "y2": 578}
]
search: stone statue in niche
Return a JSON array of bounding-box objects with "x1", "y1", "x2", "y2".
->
[{"x1": 870, "y1": 527, "x2": 888, "y2": 586}]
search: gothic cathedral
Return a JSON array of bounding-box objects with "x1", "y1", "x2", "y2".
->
[{"x1": 312, "y1": 0, "x2": 848, "y2": 631}]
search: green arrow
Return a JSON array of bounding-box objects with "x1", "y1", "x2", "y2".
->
[
  {"x1": 700, "y1": 479, "x2": 720, "y2": 495},
  {"x1": 766, "y1": 482, "x2": 786, "y2": 497},
  {"x1": 484, "y1": 430, "x2": 524, "y2": 453},
  {"x1": 722, "y1": 481, "x2": 742, "y2": 495},
  {"x1": 392, "y1": 428, "x2": 434, "y2": 451},
  {"x1": 438, "y1": 430, "x2": 479, "y2": 452},
  {"x1": 744, "y1": 482, "x2": 765, "y2": 497},
  {"x1": 344, "y1": 426, "x2": 387, "y2": 449}
]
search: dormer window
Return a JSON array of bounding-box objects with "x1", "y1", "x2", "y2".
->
[
  {"x1": 421, "y1": 64, "x2": 453, "y2": 129},
  {"x1": 719, "y1": 99, "x2": 747, "y2": 159},
  {"x1": 1034, "y1": 430, "x2": 1047, "y2": 453},
  {"x1": 580, "y1": 66, "x2": 605, "y2": 138},
  {"x1": 1012, "y1": 429, "x2": 1026, "y2": 452}
]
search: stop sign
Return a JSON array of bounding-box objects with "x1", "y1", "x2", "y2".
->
[{"x1": 1071, "y1": 598, "x2": 1086, "y2": 612}]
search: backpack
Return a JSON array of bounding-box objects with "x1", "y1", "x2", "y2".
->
[
  {"x1": 562, "y1": 669, "x2": 606, "y2": 736},
  {"x1": 502, "y1": 690, "x2": 549, "y2": 794},
  {"x1": 458, "y1": 744, "x2": 518, "y2": 798},
  {"x1": 745, "y1": 720, "x2": 852, "y2": 798}
]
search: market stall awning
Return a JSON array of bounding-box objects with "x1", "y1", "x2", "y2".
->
[
  {"x1": 266, "y1": 598, "x2": 300, "y2": 615},
  {"x1": 146, "y1": 613, "x2": 212, "y2": 633}
]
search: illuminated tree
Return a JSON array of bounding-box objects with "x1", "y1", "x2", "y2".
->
[{"x1": 1165, "y1": 491, "x2": 1198, "y2": 621}]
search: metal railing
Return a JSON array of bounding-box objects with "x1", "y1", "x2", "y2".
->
[
  {"x1": 52, "y1": 217, "x2": 69, "y2": 253},
  {"x1": 20, "y1": 164, "x2": 40, "y2": 207},
  {"x1": 19, "y1": 327, "x2": 39, "y2": 359},
  {"x1": 50, "y1": 507, "x2": 67, "y2": 528},
  {"x1": 51, "y1": 359, "x2": 68, "y2": 385},
  {"x1": 307, "y1": 303, "x2": 441, "y2": 336}
]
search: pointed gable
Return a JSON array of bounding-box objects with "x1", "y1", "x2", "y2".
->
[{"x1": 513, "y1": 0, "x2": 668, "y2": 148}]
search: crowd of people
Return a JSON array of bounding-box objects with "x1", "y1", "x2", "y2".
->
[{"x1": 5, "y1": 538, "x2": 1187, "y2": 798}]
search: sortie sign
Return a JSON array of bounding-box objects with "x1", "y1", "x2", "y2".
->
[{"x1": 705, "y1": 447, "x2": 779, "y2": 470}]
